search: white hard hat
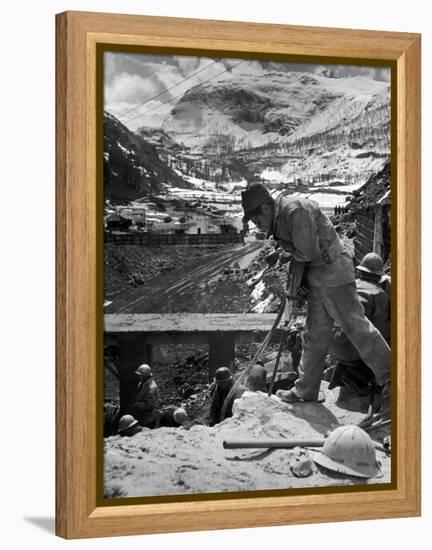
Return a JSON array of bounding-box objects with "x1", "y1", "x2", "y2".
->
[{"x1": 314, "y1": 425, "x2": 379, "y2": 478}]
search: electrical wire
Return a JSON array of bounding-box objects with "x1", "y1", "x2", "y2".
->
[
  {"x1": 123, "y1": 59, "x2": 246, "y2": 126},
  {"x1": 120, "y1": 59, "x2": 220, "y2": 121}
]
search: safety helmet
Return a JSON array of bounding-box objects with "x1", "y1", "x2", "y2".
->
[
  {"x1": 356, "y1": 253, "x2": 385, "y2": 277},
  {"x1": 214, "y1": 367, "x2": 233, "y2": 383},
  {"x1": 173, "y1": 407, "x2": 188, "y2": 425},
  {"x1": 247, "y1": 364, "x2": 267, "y2": 391},
  {"x1": 314, "y1": 425, "x2": 379, "y2": 478},
  {"x1": 135, "y1": 364, "x2": 152, "y2": 378},
  {"x1": 117, "y1": 414, "x2": 139, "y2": 434}
]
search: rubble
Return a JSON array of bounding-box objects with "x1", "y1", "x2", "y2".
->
[{"x1": 104, "y1": 383, "x2": 391, "y2": 498}]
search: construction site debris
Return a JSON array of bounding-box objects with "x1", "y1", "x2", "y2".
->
[{"x1": 104, "y1": 385, "x2": 390, "y2": 498}]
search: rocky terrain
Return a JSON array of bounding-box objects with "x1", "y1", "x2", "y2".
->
[
  {"x1": 104, "y1": 243, "x2": 239, "y2": 300},
  {"x1": 104, "y1": 385, "x2": 391, "y2": 498}
]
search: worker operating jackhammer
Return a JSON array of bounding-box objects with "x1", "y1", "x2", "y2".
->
[{"x1": 241, "y1": 183, "x2": 391, "y2": 423}]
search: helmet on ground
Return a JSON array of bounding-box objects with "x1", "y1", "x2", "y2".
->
[
  {"x1": 173, "y1": 407, "x2": 188, "y2": 425},
  {"x1": 135, "y1": 364, "x2": 152, "y2": 378},
  {"x1": 356, "y1": 253, "x2": 385, "y2": 277},
  {"x1": 214, "y1": 367, "x2": 233, "y2": 383},
  {"x1": 117, "y1": 414, "x2": 139, "y2": 434},
  {"x1": 314, "y1": 425, "x2": 379, "y2": 478}
]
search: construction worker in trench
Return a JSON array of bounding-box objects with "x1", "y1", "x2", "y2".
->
[
  {"x1": 328, "y1": 252, "x2": 390, "y2": 395},
  {"x1": 241, "y1": 183, "x2": 391, "y2": 421},
  {"x1": 247, "y1": 360, "x2": 299, "y2": 393},
  {"x1": 209, "y1": 367, "x2": 247, "y2": 426},
  {"x1": 247, "y1": 362, "x2": 268, "y2": 392},
  {"x1": 131, "y1": 364, "x2": 160, "y2": 428},
  {"x1": 117, "y1": 414, "x2": 142, "y2": 437},
  {"x1": 156, "y1": 406, "x2": 189, "y2": 428}
]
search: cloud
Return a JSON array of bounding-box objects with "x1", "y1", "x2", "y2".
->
[
  {"x1": 177, "y1": 56, "x2": 201, "y2": 75},
  {"x1": 105, "y1": 72, "x2": 161, "y2": 104}
]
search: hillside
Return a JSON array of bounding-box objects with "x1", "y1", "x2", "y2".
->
[
  {"x1": 162, "y1": 71, "x2": 390, "y2": 152},
  {"x1": 348, "y1": 161, "x2": 391, "y2": 211},
  {"x1": 104, "y1": 111, "x2": 189, "y2": 202},
  {"x1": 155, "y1": 71, "x2": 390, "y2": 186}
]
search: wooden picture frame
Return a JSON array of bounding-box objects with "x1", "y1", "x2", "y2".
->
[{"x1": 56, "y1": 11, "x2": 421, "y2": 539}]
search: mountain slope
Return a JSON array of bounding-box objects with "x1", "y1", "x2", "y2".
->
[
  {"x1": 161, "y1": 71, "x2": 390, "y2": 152},
  {"x1": 104, "y1": 111, "x2": 189, "y2": 202}
]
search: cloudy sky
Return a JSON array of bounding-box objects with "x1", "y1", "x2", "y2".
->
[{"x1": 104, "y1": 52, "x2": 390, "y2": 131}]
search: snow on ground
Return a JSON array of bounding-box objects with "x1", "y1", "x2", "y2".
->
[
  {"x1": 173, "y1": 171, "x2": 218, "y2": 190},
  {"x1": 324, "y1": 182, "x2": 364, "y2": 193},
  {"x1": 260, "y1": 168, "x2": 287, "y2": 182},
  {"x1": 246, "y1": 268, "x2": 266, "y2": 288},
  {"x1": 251, "y1": 279, "x2": 267, "y2": 302},
  {"x1": 281, "y1": 145, "x2": 389, "y2": 184},
  {"x1": 251, "y1": 293, "x2": 275, "y2": 313},
  {"x1": 304, "y1": 192, "x2": 347, "y2": 208},
  {"x1": 116, "y1": 141, "x2": 136, "y2": 156}
]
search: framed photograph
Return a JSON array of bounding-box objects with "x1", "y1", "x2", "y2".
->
[{"x1": 56, "y1": 11, "x2": 421, "y2": 539}]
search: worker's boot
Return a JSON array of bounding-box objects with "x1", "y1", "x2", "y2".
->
[
  {"x1": 276, "y1": 388, "x2": 302, "y2": 403},
  {"x1": 357, "y1": 381, "x2": 391, "y2": 429}
]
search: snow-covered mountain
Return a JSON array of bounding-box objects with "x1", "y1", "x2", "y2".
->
[
  {"x1": 161, "y1": 71, "x2": 390, "y2": 152},
  {"x1": 104, "y1": 68, "x2": 391, "y2": 203}
]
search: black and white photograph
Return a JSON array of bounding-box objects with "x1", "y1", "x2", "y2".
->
[{"x1": 102, "y1": 50, "x2": 392, "y2": 499}]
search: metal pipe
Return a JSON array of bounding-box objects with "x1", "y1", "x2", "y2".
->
[
  {"x1": 223, "y1": 439, "x2": 324, "y2": 450},
  {"x1": 222, "y1": 437, "x2": 390, "y2": 454}
]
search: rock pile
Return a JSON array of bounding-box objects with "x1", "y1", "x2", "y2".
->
[{"x1": 104, "y1": 384, "x2": 390, "y2": 498}]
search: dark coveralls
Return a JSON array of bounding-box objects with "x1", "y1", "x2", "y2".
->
[
  {"x1": 330, "y1": 277, "x2": 390, "y2": 361},
  {"x1": 157, "y1": 407, "x2": 183, "y2": 428},
  {"x1": 209, "y1": 382, "x2": 246, "y2": 426},
  {"x1": 132, "y1": 377, "x2": 160, "y2": 428},
  {"x1": 328, "y1": 277, "x2": 390, "y2": 392},
  {"x1": 273, "y1": 195, "x2": 391, "y2": 401}
]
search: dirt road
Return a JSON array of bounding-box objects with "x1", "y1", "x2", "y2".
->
[{"x1": 105, "y1": 241, "x2": 263, "y2": 314}]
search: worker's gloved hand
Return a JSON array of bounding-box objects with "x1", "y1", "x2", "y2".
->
[
  {"x1": 296, "y1": 286, "x2": 309, "y2": 300},
  {"x1": 266, "y1": 249, "x2": 280, "y2": 267}
]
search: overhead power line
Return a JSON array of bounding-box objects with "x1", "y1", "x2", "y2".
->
[
  {"x1": 123, "y1": 59, "x2": 246, "y2": 126},
  {"x1": 119, "y1": 59, "x2": 220, "y2": 121}
]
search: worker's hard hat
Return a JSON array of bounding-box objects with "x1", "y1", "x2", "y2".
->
[
  {"x1": 314, "y1": 425, "x2": 379, "y2": 478},
  {"x1": 173, "y1": 407, "x2": 188, "y2": 425},
  {"x1": 135, "y1": 364, "x2": 152, "y2": 378},
  {"x1": 214, "y1": 367, "x2": 233, "y2": 383},
  {"x1": 248, "y1": 364, "x2": 267, "y2": 382},
  {"x1": 117, "y1": 414, "x2": 139, "y2": 434},
  {"x1": 356, "y1": 253, "x2": 385, "y2": 278}
]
